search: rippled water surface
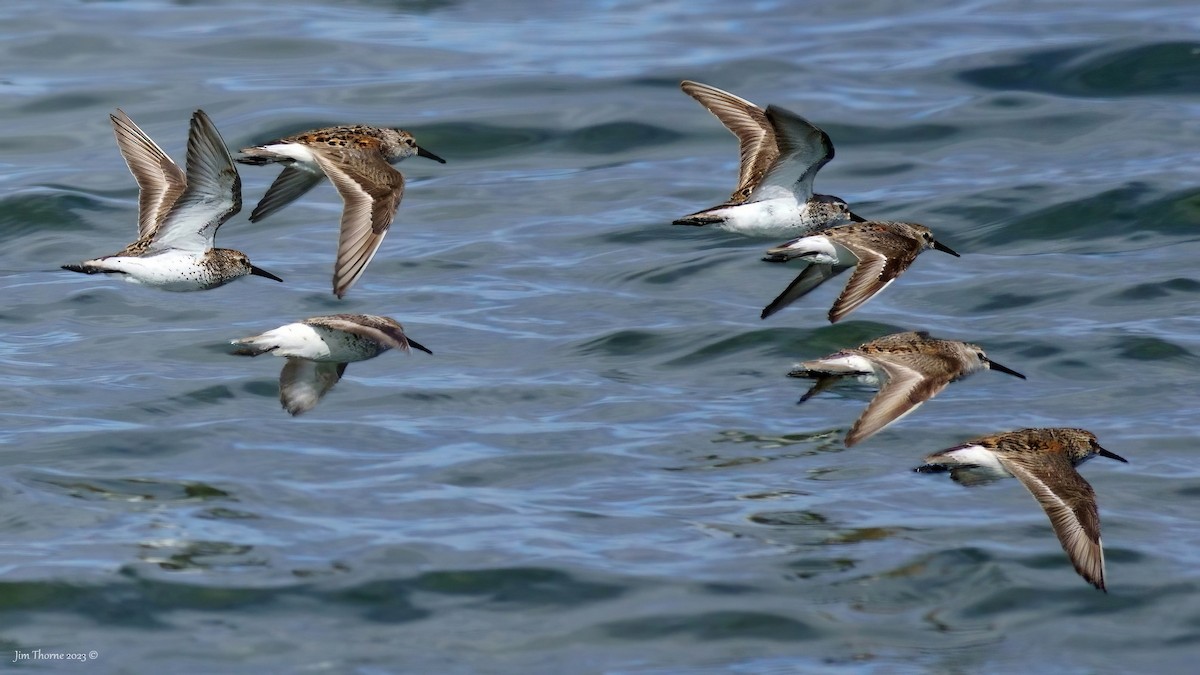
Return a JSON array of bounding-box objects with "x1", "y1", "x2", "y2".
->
[{"x1": 2, "y1": 1, "x2": 1200, "y2": 672}]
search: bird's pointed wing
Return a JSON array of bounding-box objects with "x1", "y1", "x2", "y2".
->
[
  {"x1": 997, "y1": 453, "x2": 1107, "y2": 591},
  {"x1": 946, "y1": 467, "x2": 1008, "y2": 487},
  {"x1": 309, "y1": 148, "x2": 405, "y2": 298},
  {"x1": 110, "y1": 109, "x2": 187, "y2": 239},
  {"x1": 249, "y1": 165, "x2": 325, "y2": 222},
  {"x1": 146, "y1": 110, "x2": 241, "y2": 253},
  {"x1": 845, "y1": 356, "x2": 952, "y2": 446},
  {"x1": 279, "y1": 359, "x2": 346, "y2": 416},
  {"x1": 680, "y1": 81, "x2": 776, "y2": 204},
  {"x1": 757, "y1": 104, "x2": 835, "y2": 202},
  {"x1": 827, "y1": 232, "x2": 920, "y2": 323},
  {"x1": 760, "y1": 263, "x2": 847, "y2": 319}
]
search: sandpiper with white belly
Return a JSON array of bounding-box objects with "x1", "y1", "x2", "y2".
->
[
  {"x1": 62, "y1": 109, "x2": 282, "y2": 290},
  {"x1": 760, "y1": 220, "x2": 959, "y2": 322},
  {"x1": 674, "y1": 80, "x2": 864, "y2": 236},
  {"x1": 231, "y1": 314, "x2": 432, "y2": 416},
  {"x1": 915, "y1": 427, "x2": 1128, "y2": 591},
  {"x1": 237, "y1": 124, "x2": 446, "y2": 298},
  {"x1": 789, "y1": 331, "x2": 1025, "y2": 447}
]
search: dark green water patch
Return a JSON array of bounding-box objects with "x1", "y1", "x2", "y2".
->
[
  {"x1": 138, "y1": 385, "x2": 239, "y2": 415},
  {"x1": 959, "y1": 41, "x2": 1200, "y2": 98},
  {"x1": 825, "y1": 123, "x2": 959, "y2": 147},
  {"x1": 236, "y1": 379, "x2": 278, "y2": 398},
  {"x1": 414, "y1": 121, "x2": 555, "y2": 160},
  {"x1": 411, "y1": 567, "x2": 625, "y2": 606},
  {"x1": 1012, "y1": 342, "x2": 1064, "y2": 359},
  {"x1": 28, "y1": 475, "x2": 231, "y2": 502},
  {"x1": 351, "y1": 0, "x2": 460, "y2": 13},
  {"x1": 1099, "y1": 278, "x2": 1200, "y2": 304},
  {"x1": 1112, "y1": 335, "x2": 1193, "y2": 361},
  {"x1": 969, "y1": 183, "x2": 1200, "y2": 249},
  {"x1": 562, "y1": 122, "x2": 683, "y2": 155},
  {"x1": 600, "y1": 610, "x2": 821, "y2": 642},
  {"x1": 322, "y1": 568, "x2": 625, "y2": 623},
  {"x1": 577, "y1": 329, "x2": 682, "y2": 357},
  {"x1": 846, "y1": 162, "x2": 918, "y2": 178},
  {"x1": 962, "y1": 585, "x2": 1098, "y2": 618},
  {"x1": 0, "y1": 575, "x2": 295, "y2": 627},
  {"x1": 664, "y1": 326, "x2": 825, "y2": 364},
  {"x1": 196, "y1": 507, "x2": 259, "y2": 521},
  {"x1": 0, "y1": 192, "x2": 107, "y2": 241},
  {"x1": 44, "y1": 428, "x2": 203, "y2": 458},
  {"x1": 329, "y1": 579, "x2": 430, "y2": 624},
  {"x1": 623, "y1": 253, "x2": 731, "y2": 284},
  {"x1": 970, "y1": 291, "x2": 1051, "y2": 313},
  {"x1": 752, "y1": 321, "x2": 905, "y2": 363},
  {"x1": 0, "y1": 580, "x2": 164, "y2": 628}
]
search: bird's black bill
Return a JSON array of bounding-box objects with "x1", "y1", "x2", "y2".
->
[
  {"x1": 417, "y1": 146, "x2": 447, "y2": 164},
  {"x1": 406, "y1": 337, "x2": 434, "y2": 356},
  {"x1": 1096, "y1": 446, "x2": 1129, "y2": 464},
  {"x1": 987, "y1": 360, "x2": 1026, "y2": 379},
  {"x1": 249, "y1": 266, "x2": 284, "y2": 283},
  {"x1": 933, "y1": 240, "x2": 960, "y2": 257},
  {"x1": 847, "y1": 211, "x2": 867, "y2": 223}
]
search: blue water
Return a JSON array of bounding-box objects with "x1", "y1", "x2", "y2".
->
[{"x1": 2, "y1": 1, "x2": 1199, "y2": 672}]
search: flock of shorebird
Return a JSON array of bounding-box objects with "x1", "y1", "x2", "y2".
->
[
  {"x1": 62, "y1": 80, "x2": 1125, "y2": 592},
  {"x1": 63, "y1": 108, "x2": 443, "y2": 414},
  {"x1": 673, "y1": 80, "x2": 1125, "y2": 592}
]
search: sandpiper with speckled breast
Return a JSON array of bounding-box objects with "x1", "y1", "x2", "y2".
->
[
  {"x1": 231, "y1": 314, "x2": 432, "y2": 416},
  {"x1": 760, "y1": 220, "x2": 959, "y2": 322},
  {"x1": 789, "y1": 331, "x2": 1025, "y2": 447},
  {"x1": 237, "y1": 124, "x2": 446, "y2": 298},
  {"x1": 62, "y1": 109, "x2": 282, "y2": 290},
  {"x1": 916, "y1": 427, "x2": 1128, "y2": 591},
  {"x1": 673, "y1": 80, "x2": 864, "y2": 236}
]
